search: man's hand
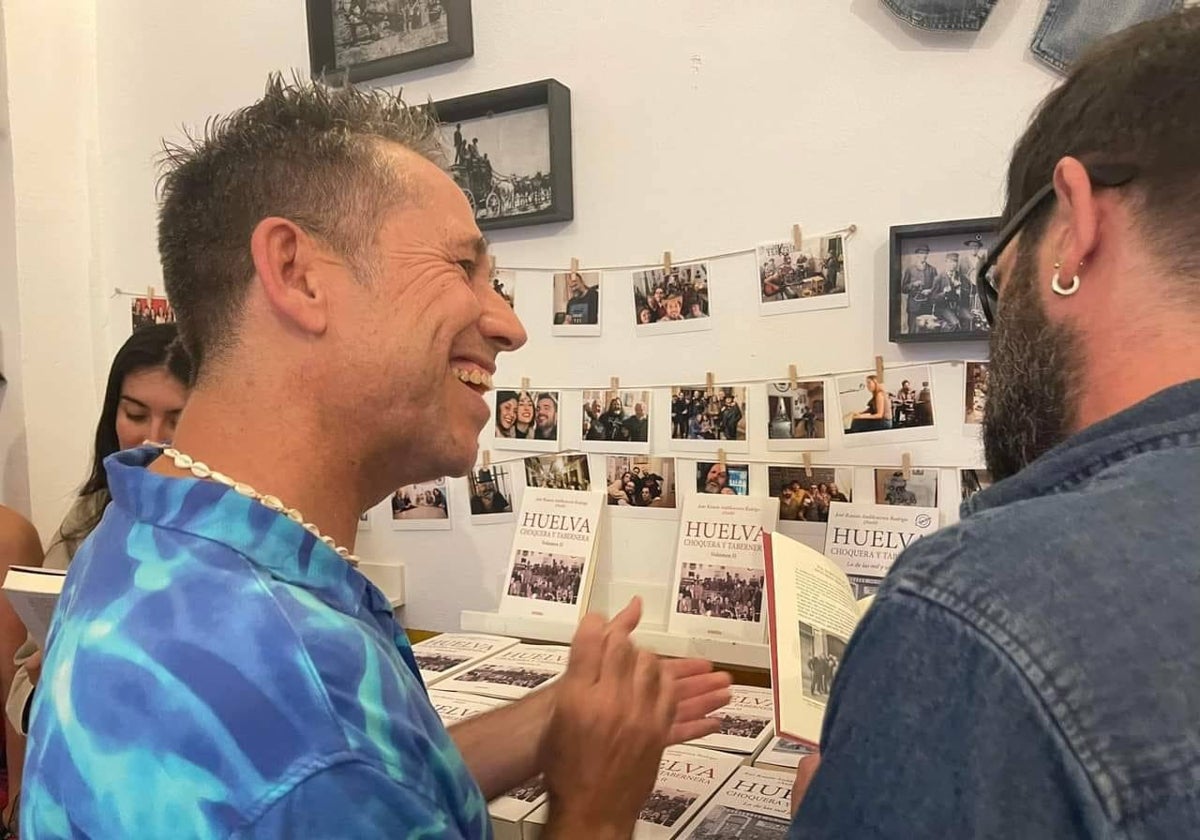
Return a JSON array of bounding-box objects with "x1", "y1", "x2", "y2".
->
[
  {"x1": 791, "y1": 753, "x2": 822, "y2": 817},
  {"x1": 661, "y1": 658, "x2": 732, "y2": 744},
  {"x1": 540, "y1": 598, "x2": 675, "y2": 839}
]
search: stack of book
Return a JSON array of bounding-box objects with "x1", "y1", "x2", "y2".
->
[{"x1": 686, "y1": 685, "x2": 775, "y2": 765}]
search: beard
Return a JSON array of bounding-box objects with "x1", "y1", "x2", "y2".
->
[{"x1": 982, "y1": 243, "x2": 1081, "y2": 482}]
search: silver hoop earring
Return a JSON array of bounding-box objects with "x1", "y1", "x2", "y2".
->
[{"x1": 1052, "y1": 272, "x2": 1080, "y2": 296}]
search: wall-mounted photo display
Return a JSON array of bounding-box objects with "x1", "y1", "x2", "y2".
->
[
  {"x1": 889, "y1": 217, "x2": 998, "y2": 343},
  {"x1": 391, "y1": 478, "x2": 452, "y2": 530},
  {"x1": 765, "y1": 380, "x2": 829, "y2": 451},
  {"x1": 669, "y1": 386, "x2": 749, "y2": 453},
  {"x1": 306, "y1": 0, "x2": 473, "y2": 84},
  {"x1": 835, "y1": 364, "x2": 939, "y2": 446},
  {"x1": 756, "y1": 235, "x2": 849, "y2": 316},
  {"x1": 432, "y1": 79, "x2": 573, "y2": 231},
  {"x1": 493, "y1": 390, "x2": 561, "y2": 451},
  {"x1": 579, "y1": 390, "x2": 651, "y2": 454},
  {"x1": 551, "y1": 271, "x2": 601, "y2": 336}
]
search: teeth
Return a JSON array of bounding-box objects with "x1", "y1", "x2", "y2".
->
[{"x1": 452, "y1": 367, "x2": 493, "y2": 390}]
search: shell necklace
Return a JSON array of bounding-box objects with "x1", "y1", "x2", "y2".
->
[{"x1": 161, "y1": 447, "x2": 360, "y2": 567}]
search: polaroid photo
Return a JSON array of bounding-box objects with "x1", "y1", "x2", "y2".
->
[
  {"x1": 767, "y1": 465, "x2": 853, "y2": 541},
  {"x1": 467, "y1": 465, "x2": 516, "y2": 525},
  {"x1": 130, "y1": 296, "x2": 176, "y2": 332},
  {"x1": 391, "y1": 478, "x2": 453, "y2": 530},
  {"x1": 765, "y1": 379, "x2": 829, "y2": 452},
  {"x1": 695, "y1": 461, "x2": 752, "y2": 496},
  {"x1": 669, "y1": 386, "x2": 749, "y2": 453},
  {"x1": 491, "y1": 267, "x2": 516, "y2": 309},
  {"x1": 551, "y1": 270, "x2": 601, "y2": 336},
  {"x1": 493, "y1": 389, "x2": 561, "y2": 452},
  {"x1": 964, "y1": 361, "x2": 989, "y2": 433},
  {"x1": 873, "y1": 468, "x2": 938, "y2": 508},
  {"x1": 604, "y1": 456, "x2": 678, "y2": 519},
  {"x1": 960, "y1": 468, "x2": 994, "y2": 503},
  {"x1": 835, "y1": 364, "x2": 939, "y2": 447},
  {"x1": 524, "y1": 453, "x2": 591, "y2": 492},
  {"x1": 632, "y1": 261, "x2": 712, "y2": 336},
  {"x1": 757, "y1": 235, "x2": 849, "y2": 317},
  {"x1": 579, "y1": 390, "x2": 651, "y2": 454}
]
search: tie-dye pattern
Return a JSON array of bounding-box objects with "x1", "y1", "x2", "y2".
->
[{"x1": 22, "y1": 448, "x2": 490, "y2": 839}]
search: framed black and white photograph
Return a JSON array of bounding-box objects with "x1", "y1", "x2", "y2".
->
[
  {"x1": 306, "y1": 0, "x2": 474, "y2": 84},
  {"x1": 433, "y1": 79, "x2": 573, "y2": 231},
  {"x1": 889, "y1": 217, "x2": 998, "y2": 343}
]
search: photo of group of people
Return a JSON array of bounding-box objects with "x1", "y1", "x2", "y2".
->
[
  {"x1": 798, "y1": 621, "x2": 847, "y2": 704},
  {"x1": 457, "y1": 663, "x2": 558, "y2": 690},
  {"x1": 552, "y1": 271, "x2": 601, "y2": 335},
  {"x1": 492, "y1": 268, "x2": 516, "y2": 308},
  {"x1": 468, "y1": 466, "x2": 514, "y2": 518},
  {"x1": 392, "y1": 478, "x2": 451, "y2": 529},
  {"x1": 333, "y1": 0, "x2": 449, "y2": 69},
  {"x1": 838, "y1": 365, "x2": 936, "y2": 443},
  {"x1": 676, "y1": 563, "x2": 764, "y2": 623},
  {"x1": 713, "y1": 712, "x2": 771, "y2": 740},
  {"x1": 632, "y1": 261, "x2": 712, "y2": 334},
  {"x1": 766, "y1": 380, "x2": 827, "y2": 449},
  {"x1": 606, "y1": 456, "x2": 676, "y2": 509},
  {"x1": 493, "y1": 390, "x2": 560, "y2": 450},
  {"x1": 506, "y1": 551, "x2": 586, "y2": 606},
  {"x1": 696, "y1": 461, "x2": 750, "y2": 496},
  {"x1": 639, "y1": 788, "x2": 697, "y2": 828},
  {"x1": 130, "y1": 296, "x2": 176, "y2": 331},
  {"x1": 523, "y1": 453, "x2": 590, "y2": 491},
  {"x1": 960, "y1": 468, "x2": 994, "y2": 501},
  {"x1": 757, "y1": 235, "x2": 848, "y2": 315},
  {"x1": 413, "y1": 651, "x2": 469, "y2": 674},
  {"x1": 767, "y1": 467, "x2": 852, "y2": 523},
  {"x1": 895, "y1": 229, "x2": 993, "y2": 339},
  {"x1": 671, "y1": 387, "x2": 747, "y2": 445},
  {"x1": 965, "y1": 362, "x2": 989, "y2": 425},
  {"x1": 507, "y1": 778, "x2": 546, "y2": 804},
  {"x1": 873, "y1": 468, "x2": 938, "y2": 507},
  {"x1": 580, "y1": 390, "x2": 651, "y2": 453}
]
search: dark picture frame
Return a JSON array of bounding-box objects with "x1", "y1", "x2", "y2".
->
[
  {"x1": 432, "y1": 79, "x2": 573, "y2": 231},
  {"x1": 306, "y1": 0, "x2": 474, "y2": 84},
  {"x1": 889, "y1": 216, "x2": 999, "y2": 344}
]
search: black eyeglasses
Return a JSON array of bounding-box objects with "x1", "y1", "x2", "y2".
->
[{"x1": 976, "y1": 162, "x2": 1138, "y2": 327}]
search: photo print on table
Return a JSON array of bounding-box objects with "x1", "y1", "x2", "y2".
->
[
  {"x1": 523, "y1": 453, "x2": 591, "y2": 492},
  {"x1": 493, "y1": 389, "x2": 560, "y2": 451},
  {"x1": 551, "y1": 270, "x2": 601, "y2": 336},
  {"x1": 505, "y1": 550, "x2": 587, "y2": 607},
  {"x1": 798, "y1": 621, "x2": 848, "y2": 706},
  {"x1": 765, "y1": 380, "x2": 829, "y2": 451},
  {"x1": 391, "y1": 478, "x2": 452, "y2": 530},
  {"x1": 757, "y1": 234, "x2": 849, "y2": 316},
  {"x1": 468, "y1": 465, "x2": 515, "y2": 523},
  {"x1": 670, "y1": 386, "x2": 749, "y2": 453},
  {"x1": 873, "y1": 468, "x2": 938, "y2": 508},
  {"x1": 491, "y1": 267, "x2": 516, "y2": 308},
  {"x1": 960, "y1": 468, "x2": 994, "y2": 502},
  {"x1": 695, "y1": 461, "x2": 751, "y2": 496},
  {"x1": 605, "y1": 456, "x2": 677, "y2": 516},
  {"x1": 675, "y1": 562, "x2": 765, "y2": 624},
  {"x1": 632, "y1": 261, "x2": 712, "y2": 335},
  {"x1": 131, "y1": 297, "x2": 176, "y2": 332},
  {"x1": 580, "y1": 390, "x2": 651, "y2": 454},
  {"x1": 965, "y1": 362, "x2": 989, "y2": 426},
  {"x1": 767, "y1": 466, "x2": 853, "y2": 525},
  {"x1": 836, "y1": 364, "x2": 938, "y2": 446}
]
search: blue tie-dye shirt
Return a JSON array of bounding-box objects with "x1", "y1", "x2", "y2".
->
[{"x1": 22, "y1": 447, "x2": 490, "y2": 838}]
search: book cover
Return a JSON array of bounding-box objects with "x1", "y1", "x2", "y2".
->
[
  {"x1": 686, "y1": 685, "x2": 774, "y2": 760},
  {"x1": 436, "y1": 643, "x2": 569, "y2": 701},
  {"x1": 490, "y1": 777, "x2": 548, "y2": 840},
  {"x1": 677, "y1": 765, "x2": 797, "y2": 839},
  {"x1": 2, "y1": 565, "x2": 66, "y2": 647},
  {"x1": 634, "y1": 744, "x2": 743, "y2": 839},
  {"x1": 411, "y1": 633, "x2": 520, "y2": 686},
  {"x1": 753, "y1": 736, "x2": 818, "y2": 771},
  {"x1": 426, "y1": 688, "x2": 509, "y2": 727},
  {"x1": 667, "y1": 494, "x2": 779, "y2": 644},
  {"x1": 822, "y1": 501, "x2": 940, "y2": 580},
  {"x1": 500, "y1": 488, "x2": 605, "y2": 623}
]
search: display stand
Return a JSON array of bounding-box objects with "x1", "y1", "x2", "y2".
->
[{"x1": 361, "y1": 561, "x2": 406, "y2": 608}]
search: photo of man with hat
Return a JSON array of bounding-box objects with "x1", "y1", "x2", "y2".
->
[{"x1": 900, "y1": 244, "x2": 938, "y2": 332}]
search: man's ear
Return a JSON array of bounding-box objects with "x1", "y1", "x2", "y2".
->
[
  {"x1": 249, "y1": 216, "x2": 330, "y2": 337},
  {"x1": 1051, "y1": 157, "x2": 1101, "y2": 272}
]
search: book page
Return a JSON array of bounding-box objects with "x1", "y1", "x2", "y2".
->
[{"x1": 764, "y1": 531, "x2": 860, "y2": 746}]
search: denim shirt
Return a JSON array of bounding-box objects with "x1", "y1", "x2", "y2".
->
[{"x1": 789, "y1": 380, "x2": 1200, "y2": 839}]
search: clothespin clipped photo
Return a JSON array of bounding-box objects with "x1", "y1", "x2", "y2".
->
[
  {"x1": 901, "y1": 452, "x2": 912, "y2": 480},
  {"x1": 520, "y1": 376, "x2": 530, "y2": 392},
  {"x1": 875, "y1": 355, "x2": 885, "y2": 383},
  {"x1": 718, "y1": 448, "x2": 727, "y2": 468},
  {"x1": 792, "y1": 224, "x2": 803, "y2": 252},
  {"x1": 803, "y1": 452, "x2": 814, "y2": 477},
  {"x1": 489, "y1": 254, "x2": 497, "y2": 275},
  {"x1": 788, "y1": 364, "x2": 799, "y2": 391},
  {"x1": 482, "y1": 450, "x2": 492, "y2": 470},
  {"x1": 663, "y1": 250, "x2": 673, "y2": 273},
  {"x1": 705, "y1": 371, "x2": 715, "y2": 396},
  {"x1": 570, "y1": 257, "x2": 579, "y2": 274},
  {"x1": 609, "y1": 376, "x2": 620, "y2": 402}
]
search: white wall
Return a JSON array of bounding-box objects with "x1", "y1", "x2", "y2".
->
[{"x1": 15, "y1": 1, "x2": 1064, "y2": 628}]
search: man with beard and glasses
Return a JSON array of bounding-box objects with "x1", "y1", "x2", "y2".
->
[{"x1": 790, "y1": 11, "x2": 1200, "y2": 839}]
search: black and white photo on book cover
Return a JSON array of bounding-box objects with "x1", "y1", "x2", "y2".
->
[
  {"x1": 391, "y1": 478, "x2": 451, "y2": 530},
  {"x1": 605, "y1": 456, "x2": 677, "y2": 515},
  {"x1": 427, "y1": 688, "x2": 508, "y2": 725},
  {"x1": 523, "y1": 453, "x2": 591, "y2": 492},
  {"x1": 765, "y1": 379, "x2": 829, "y2": 451},
  {"x1": 500, "y1": 487, "x2": 603, "y2": 622},
  {"x1": 696, "y1": 461, "x2": 752, "y2": 496},
  {"x1": 493, "y1": 389, "x2": 560, "y2": 451},
  {"x1": 679, "y1": 766, "x2": 797, "y2": 840},
  {"x1": 687, "y1": 684, "x2": 774, "y2": 755},
  {"x1": 835, "y1": 364, "x2": 938, "y2": 446},
  {"x1": 580, "y1": 390, "x2": 652, "y2": 454},
  {"x1": 635, "y1": 745, "x2": 742, "y2": 838},
  {"x1": 632, "y1": 262, "x2": 712, "y2": 336},
  {"x1": 670, "y1": 387, "x2": 749, "y2": 453},
  {"x1": 412, "y1": 634, "x2": 519, "y2": 685},
  {"x1": 757, "y1": 235, "x2": 848, "y2": 316},
  {"x1": 873, "y1": 468, "x2": 938, "y2": 508},
  {"x1": 551, "y1": 271, "x2": 601, "y2": 336},
  {"x1": 437, "y1": 644, "x2": 569, "y2": 701},
  {"x1": 669, "y1": 494, "x2": 778, "y2": 643},
  {"x1": 468, "y1": 465, "x2": 515, "y2": 523}
]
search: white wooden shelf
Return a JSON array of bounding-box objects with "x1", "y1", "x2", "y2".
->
[
  {"x1": 459, "y1": 610, "x2": 771, "y2": 670},
  {"x1": 359, "y1": 561, "x2": 406, "y2": 608}
]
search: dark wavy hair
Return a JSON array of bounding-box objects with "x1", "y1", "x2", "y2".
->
[{"x1": 63, "y1": 323, "x2": 194, "y2": 541}]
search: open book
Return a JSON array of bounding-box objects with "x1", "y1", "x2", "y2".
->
[
  {"x1": 762, "y1": 531, "x2": 877, "y2": 748},
  {"x1": 2, "y1": 566, "x2": 66, "y2": 647}
]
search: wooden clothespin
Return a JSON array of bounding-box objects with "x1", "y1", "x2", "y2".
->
[
  {"x1": 482, "y1": 450, "x2": 492, "y2": 470},
  {"x1": 705, "y1": 371, "x2": 715, "y2": 397},
  {"x1": 847, "y1": 223, "x2": 858, "y2": 235},
  {"x1": 489, "y1": 254, "x2": 497, "y2": 275},
  {"x1": 802, "y1": 452, "x2": 814, "y2": 477},
  {"x1": 147, "y1": 285, "x2": 156, "y2": 302},
  {"x1": 520, "y1": 376, "x2": 530, "y2": 392},
  {"x1": 570, "y1": 257, "x2": 579, "y2": 274},
  {"x1": 901, "y1": 452, "x2": 912, "y2": 480},
  {"x1": 609, "y1": 376, "x2": 620, "y2": 401},
  {"x1": 663, "y1": 251, "x2": 673, "y2": 273},
  {"x1": 718, "y1": 448, "x2": 727, "y2": 468},
  {"x1": 788, "y1": 364, "x2": 799, "y2": 391},
  {"x1": 875, "y1": 355, "x2": 885, "y2": 383},
  {"x1": 792, "y1": 224, "x2": 803, "y2": 252}
]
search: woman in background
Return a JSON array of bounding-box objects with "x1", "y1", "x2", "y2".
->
[
  {"x1": 1, "y1": 323, "x2": 192, "y2": 830},
  {"x1": 849, "y1": 375, "x2": 894, "y2": 433}
]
